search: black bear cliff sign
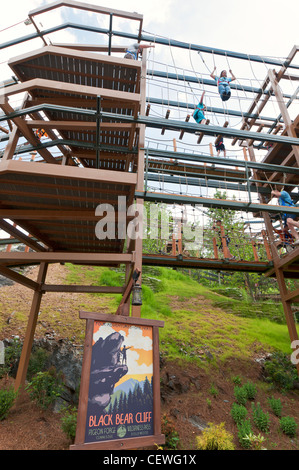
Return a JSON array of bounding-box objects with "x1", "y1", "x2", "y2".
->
[{"x1": 70, "y1": 311, "x2": 164, "y2": 450}]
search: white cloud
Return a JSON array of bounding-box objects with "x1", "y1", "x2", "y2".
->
[{"x1": 93, "y1": 323, "x2": 153, "y2": 376}]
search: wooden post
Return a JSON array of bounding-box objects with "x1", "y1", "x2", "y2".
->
[
  {"x1": 220, "y1": 225, "x2": 230, "y2": 259},
  {"x1": 172, "y1": 232, "x2": 177, "y2": 256},
  {"x1": 268, "y1": 69, "x2": 299, "y2": 166},
  {"x1": 275, "y1": 268, "x2": 299, "y2": 375},
  {"x1": 213, "y1": 237, "x2": 218, "y2": 259},
  {"x1": 177, "y1": 220, "x2": 182, "y2": 254},
  {"x1": 251, "y1": 239, "x2": 259, "y2": 261},
  {"x1": 131, "y1": 50, "x2": 147, "y2": 318},
  {"x1": 261, "y1": 229, "x2": 272, "y2": 261},
  {"x1": 208, "y1": 143, "x2": 213, "y2": 168},
  {"x1": 14, "y1": 262, "x2": 48, "y2": 392},
  {"x1": 179, "y1": 114, "x2": 190, "y2": 140},
  {"x1": 161, "y1": 109, "x2": 170, "y2": 135}
]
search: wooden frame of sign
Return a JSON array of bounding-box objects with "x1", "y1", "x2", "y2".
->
[{"x1": 70, "y1": 311, "x2": 165, "y2": 450}]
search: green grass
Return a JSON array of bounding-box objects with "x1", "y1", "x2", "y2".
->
[{"x1": 63, "y1": 264, "x2": 297, "y2": 367}]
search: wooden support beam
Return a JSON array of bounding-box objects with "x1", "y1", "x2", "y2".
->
[
  {"x1": 275, "y1": 267, "x2": 299, "y2": 375},
  {"x1": 0, "y1": 265, "x2": 39, "y2": 290},
  {"x1": 41, "y1": 285, "x2": 124, "y2": 293},
  {"x1": 15, "y1": 262, "x2": 48, "y2": 391},
  {"x1": 196, "y1": 119, "x2": 210, "y2": 144},
  {"x1": 251, "y1": 240, "x2": 259, "y2": 262},
  {"x1": 284, "y1": 287, "x2": 299, "y2": 302},
  {"x1": 261, "y1": 230, "x2": 272, "y2": 261},
  {"x1": 220, "y1": 225, "x2": 230, "y2": 259},
  {"x1": 0, "y1": 219, "x2": 46, "y2": 252},
  {"x1": 25, "y1": 120, "x2": 133, "y2": 131},
  {"x1": 0, "y1": 160, "x2": 137, "y2": 186},
  {"x1": 161, "y1": 110, "x2": 170, "y2": 135},
  {"x1": 0, "y1": 77, "x2": 141, "y2": 105},
  {"x1": 0, "y1": 102, "x2": 58, "y2": 165},
  {"x1": 215, "y1": 121, "x2": 229, "y2": 144},
  {"x1": 268, "y1": 68, "x2": 299, "y2": 166},
  {"x1": 0, "y1": 252, "x2": 133, "y2": 265},
  {"x1": 116, "y1": 272, "x2": 134, "y2": 316},
  {"x1": 179, "y1": 115, "x2": 190, "y2": 140},
  {"x1": 2, "y1": 124, "x2": 20, "y2": 161},
  {"x1": 131, "y1": 51, "x2": 147, "y2": 318},
  {"x1": 213, "y1": 237, "x2": 219, "y2": 259}
]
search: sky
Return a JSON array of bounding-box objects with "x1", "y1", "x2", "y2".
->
[{"x1": 0, "y1": 0, "x2": 298, "y2": 236}]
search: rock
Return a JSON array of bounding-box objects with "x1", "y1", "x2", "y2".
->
[
  {"x1": 170, "y1": 408, "x2": 180, "y2": 418},
  {"x1": 87, "y1": 332, "x2": 128, "y2": 415},
  {"x1": 188, "y1": 415, "x2": 208, "y2": 431}
]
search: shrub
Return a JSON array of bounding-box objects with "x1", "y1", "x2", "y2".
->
[
  {"x1": 61, "y1": 406, "x2": 78, "y2": 441},
  {"x1": 0, "y1": 387, "x2": 18, "y2": 420},
  {"x1": 252, "y1": 402, "x2": 270, "y2": 433},
  {"x1": 27, "y1": 347, "x2": 50, "y2": 380},
  {"x1": 196, "y1": 422, "x2": 235, "y2": 450},
  {"x1": 232, "y1": 375, "x2": 242, "y2": 385},
  {"x1": 161, "y1": 414, "x2": 180, "y2": 450},
  {"x1": 243, "y1": 432, "x2": 266, "y2": 450},
  {"x1": 280, "y1": 416, "x2": 297, "y2": 438},
  {"x1": 267, "y1": 396, "x2": 282, "y2": 417},
  {"x1": 0, "y1": 338, "x2": 22, "y2": 378},
  {"x1": 234, "y1": 385, "x2": 247, "y2": 405},
  {"x1": 237, "y1": 419, "x2": 252, "y2": 449},
  {"x1": 231, "y1": 403, "x2": 247, "y2": 425},
  {"x1": 25, "y1": 368, "x2": 64, "y2": 410},
  {"x1": 209, "y1": 384, "x2": 218, "y2": 398},
  {"x1": 243, "y1": 381, "x2": 257, "y2": 400},
  {"x1": 263, "y1": 352, "x2": 297, "y2": 390}
]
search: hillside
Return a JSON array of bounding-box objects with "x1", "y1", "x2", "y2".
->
[{"x1": 0, "y1": 263, "x2": 299, "y2": 451}]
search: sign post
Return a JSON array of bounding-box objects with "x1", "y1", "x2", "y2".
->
[{"x1": 70, "y1": 311, "x2": 165, "y2": 450}]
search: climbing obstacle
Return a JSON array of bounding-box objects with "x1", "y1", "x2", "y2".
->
[{"x1": 0, "y1": 0, "x2": 299, "y2": 403}]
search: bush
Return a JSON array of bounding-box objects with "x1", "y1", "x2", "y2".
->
[
  {"x1": 161, "y1": 414, "x2": 180, "y2": 450},
  {"x1": 243, "y1": 432, "x2": 266, "y2": 450},
  {"x1": 0, "y1": 338, "x2": 22, "y2": 378},
  {"x1": 61, "y1": 406, "x2": 78, "y2": 441},
  {"x1": 267, "y1": 396, "x2": 282, "y2": 417},
  {"x1": 243, "y1": 381, "x2": 257, "y2": 400},
  {"x1": 252, "y1": 402, "x2": 270, "y2": 433},
  {"x1": 27, "y1": 347, "x2": 50, "y2": 380},
  {"x1": 231, "y1": 403, "x2": 247, "y2": 425},
  {"x1": 237, "y1": 419, "x2": 252, "y2": 449},
  {"x1": 25, "y1": 368, "x2": 64, "y2": 410},
  {"x1": 280, "y1": 416, "x2": 297, "y2": 437},
  {"x1": 263, "y1": 352, "x2": 297, "y2": 390},
  {"x1": 0, "y1": 387, "x2": 18, "y2": 420},
  {"x1": 196, "y1": 422, "x2": 235, "y2": 450},
  {"x1": 234, "y1": 385, "x2": 247, "y2": 405}
]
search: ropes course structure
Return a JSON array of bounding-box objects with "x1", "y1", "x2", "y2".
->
[{"x1": 0, "y1": 0, "x2": 299, "y2": 396}]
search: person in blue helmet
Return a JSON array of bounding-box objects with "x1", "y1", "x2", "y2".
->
[
  {"x1": 271, "y1": 189, "x2": 299, "y2": 245},
  {"x1": 124, "y1": 43, "x2": 154, "y2": 60},
  {"x1": 210, "y1": 68, "x2": 236, "y2": 101}
]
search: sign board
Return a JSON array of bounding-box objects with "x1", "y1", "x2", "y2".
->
[{"x1": 70, "y1": 312, "x2": 165, "y2": 450}]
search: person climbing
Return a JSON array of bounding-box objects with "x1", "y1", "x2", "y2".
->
[
  {"x1": 121, "y1": 345, "x2": 132, "y2": 365},
  {"x1": 124, "y1": 43, "x2": 154, "y2": 60},
  {"x1": 35, "y1": 128, "x2": 48, "y2": 139},
  {"x1": 193, "y1": 91, "x2": 207, "y2": 130},
  {"x1": 215, "y1": 137, "x2": 227, "y2": 157},
  {"x1": 210, "y1": 68, "x2": 236, "y2": 101},
  {"x1": 272, "y1": 224, "x2": 294, "y2": 253},
  {"x1": 271, "y1": 189, "x2": 299, "y2": 245},
  {"x1": 212, "y1": 220, "x2": 235, "y2": 260}
]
